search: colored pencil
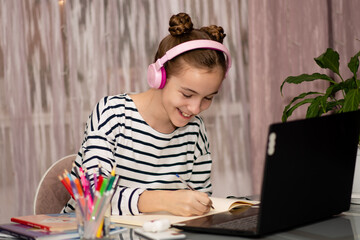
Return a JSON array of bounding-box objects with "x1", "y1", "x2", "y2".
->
[{"x1": 58, "y1": 175, "x2": 75, "y2": 199}]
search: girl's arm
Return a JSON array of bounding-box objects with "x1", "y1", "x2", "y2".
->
[{"x1": 138, "y1": 189, "x2": 212, "y2": 216}]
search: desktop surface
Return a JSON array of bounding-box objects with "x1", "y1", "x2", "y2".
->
[
  {"x1": 1, "y1": 204, "x2": 359, "y2": 239},
  {"x1": 117, "y1": 204, "x2": 360, "y2": 239}
]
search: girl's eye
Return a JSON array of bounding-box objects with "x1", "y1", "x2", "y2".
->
[
  {"x1": 182, "y1": 93, "x2": 191, "y2": 98},
  {"x1": 204, "y1": 96, "x2": 214, "y2": 101}
]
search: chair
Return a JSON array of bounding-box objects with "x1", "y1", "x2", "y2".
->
[{"x1": 33, "y1": 154, "x2": 77, "y2": 215}]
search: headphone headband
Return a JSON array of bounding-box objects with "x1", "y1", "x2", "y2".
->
[{"x1": 148, "y1": 39, "x2": 232, "y2": 89}]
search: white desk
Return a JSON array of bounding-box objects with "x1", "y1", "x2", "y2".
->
[
  {"x1": 114, "y1": 204, "x2": 360, "y2": 240},
  {"x1": 0, "y1": 204, "x2": 358, "y2": 239}
]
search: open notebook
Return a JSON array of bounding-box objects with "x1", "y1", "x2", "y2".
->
[{"x1": 111, "y1": 197, "x2": 259, "y2": 226}]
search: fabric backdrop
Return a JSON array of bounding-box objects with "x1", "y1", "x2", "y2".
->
[
  {"x1": 0, "y1": 0, "x2": 250, "y2": 223},
  {"x1": 249, "y1": 0, "x2": 360, "y2": 193},
  {"x1": 1, "y1": 0, "x2": 359, "y2": 225}
]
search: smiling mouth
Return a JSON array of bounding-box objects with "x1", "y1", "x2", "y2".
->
[{"x1": 178, "y1": 109, "x2": 191, "y2": 118}]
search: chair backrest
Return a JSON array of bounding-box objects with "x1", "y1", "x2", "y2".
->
[{"x1": 34, "y1": 154, "x2": 77, "y2": 215}]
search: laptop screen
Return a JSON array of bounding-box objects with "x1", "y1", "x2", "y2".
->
[{"x1": 259, "y1": 110, "x2": 360, "y2": 234}]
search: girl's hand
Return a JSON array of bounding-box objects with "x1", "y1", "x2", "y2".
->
[
  {"x1": 138, "y1": 190, "x2": 213, "y2": 216},
  {"x1": 163, "y1": 190, "x2": 213, "y2": 216}
]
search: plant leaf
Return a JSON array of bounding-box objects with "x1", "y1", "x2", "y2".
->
[
  {"x1": 324, "y1": 81, "x2": 349, "y2": 98},
  {"x1": 348, "y1": 50, "x2": 360, "y2": 78},
  {"x1": 282, "y1": 98, "x2": 314, "y2": 122},
  {"x1": 343, "y1": 89, "x2": 360, "y2": 112},
  {"x1": 326, "y1": 100, "x2": 343, "y2": 112},
  {"x1": 283, "y1": 91, "x2": 322, "y2": 114},
  {"x1": 306, "y1": 96, "x2": 324, "y2": 118},
  {"x1": 280, "y1": 73, "x2": 335, "y2": 95},
  {"x1": 342, "y1": 78, "x2": 359, "y2": 94},
  {"x1": 314, "y1": 48, "x2": 340, "y2": 75}
]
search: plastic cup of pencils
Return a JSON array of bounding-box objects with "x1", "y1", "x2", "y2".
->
[
  {"x1": 60, "y1": 165, "x2": 120, "y2": 239},
  {"x1": 75, "y1": 193, "x2": 113, "y2": 239}
]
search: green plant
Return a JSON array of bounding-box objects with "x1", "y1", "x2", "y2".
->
[{"x1": 280, "y1": 48, "x2": 360, "y2": 122}]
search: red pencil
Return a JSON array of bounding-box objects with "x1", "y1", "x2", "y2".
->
[
  {"x1": 96, "y1": 175, "x2": 104, "y2": 192},
  {"x1": 58, "y1": 175, "x2": 75, "y2": 199}
]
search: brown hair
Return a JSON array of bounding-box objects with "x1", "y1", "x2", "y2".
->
[{"x1": 154, "y1": 12, "x2": 228, "y2": 79}]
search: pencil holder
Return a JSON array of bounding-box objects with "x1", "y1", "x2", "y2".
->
[
  {"x1": 75, "y1": 194, "x2": 112, "y2": 239},
  {"x1": 59, "y1": 165, "x2": 120, "y2": 239}
]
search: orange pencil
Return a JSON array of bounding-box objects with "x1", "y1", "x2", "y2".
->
[
  {"x1": 74, "y1": 178, "x2": 84, "y2": 197},
  {"x1": 62, "y1": 172, "x2": 71, "y2": 189}
]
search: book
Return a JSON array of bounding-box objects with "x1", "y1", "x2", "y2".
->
[
  {"x1": 111, "y1": 197, "x2": 259, "y2": 226},
  {"x1": 0, "y1": 223, "x2": 78, "y2": 240},
  {"x1": 11, "y1": 213, "x2": 77, "y2": 232},
  {"x1": 0, "y1": 222, "x2": 127, "y2": 240}
]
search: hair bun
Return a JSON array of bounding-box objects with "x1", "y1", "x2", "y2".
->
[
  {"x1": 200, "y1": 25, "x2": 226, "y2": 43},
  {"x1": 169, "y1": 12, "x2": 194, "y2": 36}
]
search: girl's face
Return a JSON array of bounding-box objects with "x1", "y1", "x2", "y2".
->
[{"x1": 161, "y1": 63, "x2": 224, "y2": 129}]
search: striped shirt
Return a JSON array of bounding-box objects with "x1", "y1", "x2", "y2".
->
[{"x1": 62, "y1": 93, "x2": 212, "y2": 215}]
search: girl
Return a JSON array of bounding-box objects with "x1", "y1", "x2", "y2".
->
[{"x1": 63, "y1": 12, "x2": 231, "y2": 217}]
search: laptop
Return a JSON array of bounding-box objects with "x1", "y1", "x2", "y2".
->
[{"x1": 172, "y1": 110, "x2": 360, "y2": 237}]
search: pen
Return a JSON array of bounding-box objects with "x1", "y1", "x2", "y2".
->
[
  {"x1": 98, "y1": 162, "x2": 102, "y2": 176},
  {"x1": 94, "y1": 172, "x2": 98, "y2": 190},
  {"x1": 175, "y1": 174, "x2": 195, "y2": 190},
  {"x1": 99, "y1": 178, "x2": 108, "y2": 196},
  {"x1": 84, "y1": 168, "x2": 95, "y2": 200},
  {"x1": 59, "y1": 166, "x2": 113, "y2": 238},
  {"x1": 175, "y1": 174, "x2": 214, "y2": 209},
  {"x1": 106, "y1": 165, "x2": 117, "y2": 191}
]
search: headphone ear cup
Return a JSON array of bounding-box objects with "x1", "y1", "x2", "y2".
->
[
  {"x1": 147, "y1": 63, "x2": 167, "y2": 89},
  {"x1": 158, "y1": 67, "x2": 166, "y2": 89}
]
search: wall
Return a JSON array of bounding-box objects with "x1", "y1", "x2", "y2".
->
[
  {"x1": 249, "y1": 0, "x2": 360, "y2": 193},
  {"x1": 0, "y1": 0, "x2": 250, "y2": 223}
]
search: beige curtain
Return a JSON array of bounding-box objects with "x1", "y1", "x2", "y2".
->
[
  {"x1": 0, "y1": 0, "x2": 250, "y2": 223},
  {"x1": 4, "y1": 0, "x2": 358, "y2": 224},
  {"x1": 249, "y1": 0, "x2": 360, "y2": 193}
]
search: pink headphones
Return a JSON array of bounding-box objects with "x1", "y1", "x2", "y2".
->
[{"x1": 147, "y1": 39, "x2": 232, "y2": 89}]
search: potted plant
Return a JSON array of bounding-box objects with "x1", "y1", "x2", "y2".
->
[
  {"x1": 280, "y1": 47, "x2": 360, "y2": 203},
  {"x1": 280, "y1": 48, "x2": 360, "y2": 121}
]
